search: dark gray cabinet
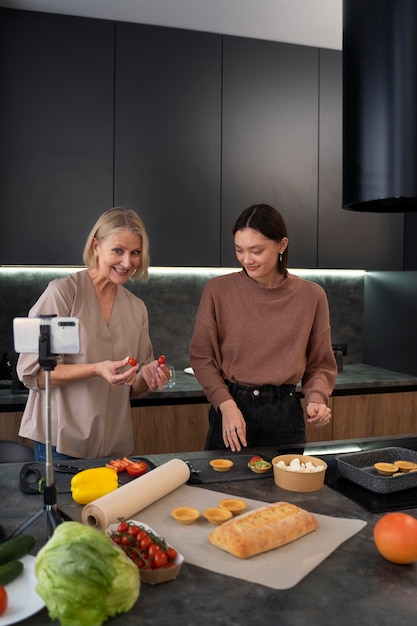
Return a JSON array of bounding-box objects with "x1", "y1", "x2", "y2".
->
[
  {"x1": 0, "y1": 10, "x2": 114, "y2": 265},
  {"x1": 221, "y1": 38, "x2": 319, "y2": 268},
  {"x1": 114, "y1": 23, "x2": 222, "y2": 266},
  {"x1": 317, "y1": 49, "x2": 404, "y2": 270},
  {"x1": 0, "y1": 9, "x2": 407, "y2": 270}
]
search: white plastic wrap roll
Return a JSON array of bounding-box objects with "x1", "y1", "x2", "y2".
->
[{"x1": 82, "y1": 458, "x2": 191, "y2": 531}]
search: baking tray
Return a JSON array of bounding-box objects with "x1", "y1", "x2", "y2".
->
[
  {"x1": 336, "y1": 447, "x2": 417, "y2": 494},
  {"x1": 323, "y1": 454, "x2": 417, "y2": 513}
]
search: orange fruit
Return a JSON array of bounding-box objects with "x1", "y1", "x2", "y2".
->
[{"x1": 374, "y1": 512, "x2": 417, "y2": 564}]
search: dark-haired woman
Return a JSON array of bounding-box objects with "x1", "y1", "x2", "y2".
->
[{"x1": 190, "y1": 203, "x2": 337, "y2": 452}]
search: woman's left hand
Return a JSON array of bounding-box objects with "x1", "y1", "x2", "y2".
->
[
  {"x1": 140, "y1": 360, "x2": 170, "y2": 391},
  {"x1": 306, "y1": 402, "x2": 332, "y2": 428}
]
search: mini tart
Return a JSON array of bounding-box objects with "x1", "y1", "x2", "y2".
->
[
  {"x1": 374, "y1": 462, "x2": 398, "y2": 476},
  {"x1": 203, "y1": 507, "x2": 233, "y2": 525},
  {"x1": 218, "y1": 498, "x2": 247, "y2": 515},
  {"x1": 394, "y1": 460, "x2": 417, "y2": 473},
  {"x1": 209, "y1": 459, "x2": 234, "y2": 472},
  {"x1": 171, "y1": 506, "x2": 200, "y2": 524}
]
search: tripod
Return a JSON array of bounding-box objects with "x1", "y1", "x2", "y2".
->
[{"x1": 10, "y1": 321, "x2": 72, "y2": 539}]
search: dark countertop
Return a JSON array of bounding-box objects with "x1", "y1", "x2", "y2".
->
[
  {"x1": 1, "y1": 435, "x2": 417, "y2": 626},
  {"x1": 1, "y1": 363, "x2": 417, "y2": 412}
]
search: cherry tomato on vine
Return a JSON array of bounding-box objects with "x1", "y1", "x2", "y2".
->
[
  {"x1": 166, "y1": 547, "x2": 178, "y2": 561},
  {"x1": 158, "y1": 355, "x2": 166, "y2": 365},
  {"x1": 154, "y1": 549, "x2": 168, "y2": 569},
  {"x1": 140, "y1": 535, "x2": 152, "y2": 551},
  {"x1": 128, "y1": 357, "x2": 137, "y2": 367},
  {"x1": 147, "y1": 543, "x2": 160, "y2": 559},
  {"x1": 136, "y1": 530, "x2": 148, "y2": 543},
  {"x1": 117, "y1": 521, "x2": 129, "y2": 533}
]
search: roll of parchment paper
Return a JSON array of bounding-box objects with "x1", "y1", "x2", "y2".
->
[{"x1": 82, "y1": 458, "x2": 191, "y2": 531}]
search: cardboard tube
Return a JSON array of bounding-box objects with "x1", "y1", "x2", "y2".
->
[{"x1": 82, "y1": 458, "x2": 191, "y2": 531}]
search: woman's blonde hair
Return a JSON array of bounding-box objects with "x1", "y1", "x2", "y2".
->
[{"x1": 83, "y1": 207, "x2": 150, "y2": 282}]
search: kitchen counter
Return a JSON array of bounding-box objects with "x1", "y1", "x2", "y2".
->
[
  {"x1": 1, "y1": 363, "x2": 417, "y2": 412},
  {"x1": 1, "y1": 435, "x2": 417, "y2": 626}
]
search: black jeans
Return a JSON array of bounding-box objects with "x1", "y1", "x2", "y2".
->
[{"x1": 205, "y1": 381, "x2": 305, "y2": 450}]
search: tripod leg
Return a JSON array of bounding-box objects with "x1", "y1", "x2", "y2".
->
[{"x1": 8, "y1": 508, "x2": 46, "y2": 539}]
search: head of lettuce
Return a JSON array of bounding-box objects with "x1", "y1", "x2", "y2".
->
[{"x1": 35, "y1": 521, "x2": 140, "y2": 626}]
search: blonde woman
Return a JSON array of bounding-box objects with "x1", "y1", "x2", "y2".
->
[{"x1": 17, "y1": 207, "x2": 169, "y2": 461}]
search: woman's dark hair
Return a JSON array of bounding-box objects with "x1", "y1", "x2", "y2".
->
[{"x1": 233, "y1": 204, "x2": 289, "y2": 273}]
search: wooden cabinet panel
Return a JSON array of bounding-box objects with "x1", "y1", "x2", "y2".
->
[
  {"x1": 221, "y1": 38, "x2": 319, "y2": 268},
  {"x1": 3, "y1": 393, "x2": 417, "y2": 454},
  {"x1": 0, "y1": 412, "x2": 32, "y2": 447},
  {"x1": 131, "y1": 404, "x2": 209, "y2": 455},
  {"x1": 114, "y1": 23, "x2": 222, "y2": 266},
  {"x1": 332, "y1": 392, "x2": 417, "y2": 440}
]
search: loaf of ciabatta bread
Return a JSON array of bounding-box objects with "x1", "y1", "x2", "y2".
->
[{"x1": 208, "y1": 501, "x2": 318, "y2": 559}]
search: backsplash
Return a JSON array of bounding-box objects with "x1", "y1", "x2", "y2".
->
[{"x1": 0, "y1": 267, "x2": 364, "y2": 378}]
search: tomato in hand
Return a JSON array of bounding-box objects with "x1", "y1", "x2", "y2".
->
[
  {"x1": 158, "y1": 355, "x2": 166, "y2": 365},
  {"x1": 0, "y1": 586, "x2": 7, "y2": 617},
  {"x1": 126, "y1": 461, "x2": 148, "y2": 477},
  {"x1": 128, "y1": 357, "x2": 137, "y2": 367}
]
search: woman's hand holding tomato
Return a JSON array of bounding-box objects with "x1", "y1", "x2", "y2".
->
[{"x1": 139, "y1": 355, "x2": 170, "y2": 391}]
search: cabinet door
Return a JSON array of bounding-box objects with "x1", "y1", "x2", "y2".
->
[
  {"x1": 221, "y1": 38, "x2": 319, "y2": 268},
  {"x1": 0, "y1": 9, "x2": 114, "y2": 265},
  {"x1": 114, "y1": 23, "x2": 222, "y2": 266},
  {"x1": 332, "y1": 392, "x2": 417, "y2": 440},
  {"x1": 131, "y1": 404, "x2": 209, "y2": 454},
  {"x1": 318, "y1": 49, "x2": 404, "y2": 270}
]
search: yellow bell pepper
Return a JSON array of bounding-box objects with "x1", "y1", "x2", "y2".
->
[{"x1": 70, "y1": 467, "x2": 119, "y2": 505}]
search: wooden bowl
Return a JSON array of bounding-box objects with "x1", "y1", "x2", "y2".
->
[
  {"x1": 171, "y1": 506, "x2": 200, "y2": 524},
  {"x1": 203, "y1": 507, "x2": 233, "y2": 525},
  {"x1": 218, "y1": 498, "x2": 247, "y2": 515},
  {"x1": 209, "y1": 459, "x2": 234, "y2": 472}
]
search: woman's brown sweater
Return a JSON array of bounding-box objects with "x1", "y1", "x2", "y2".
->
[{"x1": 190, "y1": 270, "x2": 337, "y2": 411}]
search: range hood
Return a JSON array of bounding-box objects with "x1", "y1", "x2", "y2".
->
[{"x1": 343, "y1": 0, "x2": 417, "y2": 212}]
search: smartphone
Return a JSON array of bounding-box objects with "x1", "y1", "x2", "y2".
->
[{"x1": 13, "y1": 317, "x2": 80, "y2": 354}]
